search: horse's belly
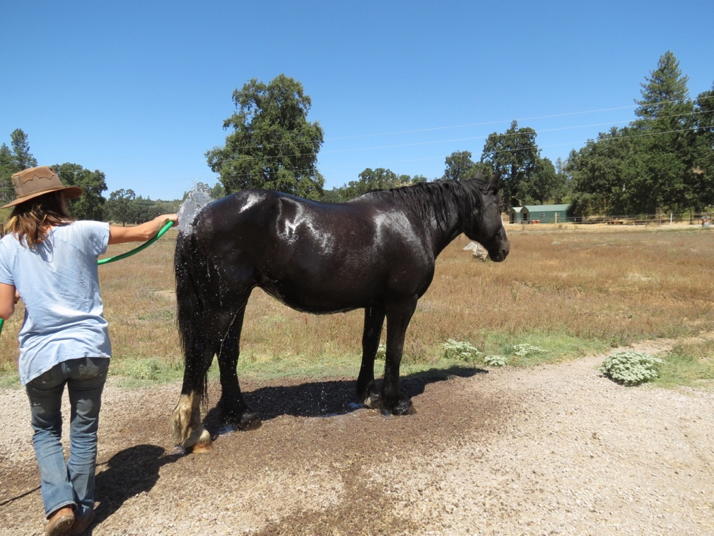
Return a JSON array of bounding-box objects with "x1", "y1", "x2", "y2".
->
[{"x1": 260, "y1": 280, "x2": 367, "y2": 315}]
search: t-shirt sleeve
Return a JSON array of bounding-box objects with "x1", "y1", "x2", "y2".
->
[
  {"x1": 80, "y1": 221, "x2": 110, "y2": 257},
  {"x1": 0, "y1": 240, "x2": 14, "y2": 286}
]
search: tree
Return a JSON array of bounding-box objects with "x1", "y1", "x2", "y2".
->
[
  {"x1": 566, "y1": 127, "x2": 640, "y2": 216},
  {"x1": 0, "y1": 144, "x2": 14, "y2": 205},
  {"x1": 634, "y1": 51, "x2": 690, "y2": 129},
  {"x1": 552, "y1": 157, "x2": 573, "y2": 203},
  {"x1": 0, "y1": 144, "x2": 12, "y2": 169},
  {"x1": 1, "y1": 129, "x2": 38, "y2": 206},
  {"x1": 480, "y1": 120, "x2": 539, "y2": 209},
  {"x1": 10, "y1": 129, "x2": 37, "y2": 170},
  {"x1": 442, "y1": 151, "x2": 476, "y2": 181},
  {"x1": 132, "y1": 196, "x2": 163, "y2": 223},
  {"x1": 206, "y1": 75, "x2": 325, "y2": 200},
  {"x1": 107, "y1": 189, "x2": 136, "y2": 225},
  {"x1": 320, "y1": 188, "x2": 344, "y2": 203},
  {"x1": 568, "y1": 53, "x2": 712, "y2": 217},
  {"x1": 340, "y1": 167, "x2": 402, "y2": 200},
  {"x1": 633, "y1": 51, "x2": 695, "y2": 213},
  {"x1": 210, "y1": 182, "x2": 225, "y2": 199},
  {"x1": 54, "y1": 163, "x2": 107, "y2": 220},
  {"x1": 691, "y1": 87, "x2": 714, "y2": 207},
  {"x1": 524, "y1": 157, "x2": 558, "y2": 204}
]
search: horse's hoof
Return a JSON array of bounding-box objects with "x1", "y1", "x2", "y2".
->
[
  {"x1": 184, "y1": 427, "x2": 213, "y2": 453},
  {"x1": 363, "y1": 392, "x2": 381, "y2": 409},
  {"x1": 238, "y1": 411, "x2": 262, "y2": 431},
  {"x1": 392, "y1": 399, "x2": 416, "y2": 416},
  {"x1": 221, "y1": 404, "x2": 262, "y2": 431},
  {"x1": 190, "y1": 441, "x2": 213, "y2": 454}
]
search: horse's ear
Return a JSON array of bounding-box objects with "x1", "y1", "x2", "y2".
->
[{"x1": 487, "y1": 172, "x2": 502, "y2": 193}]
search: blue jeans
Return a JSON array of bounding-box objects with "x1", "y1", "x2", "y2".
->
[{"x1": 25, "y1": 357, "x2": 109, "y2": 519}]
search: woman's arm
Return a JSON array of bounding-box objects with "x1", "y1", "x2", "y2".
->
[
  {"x1": 0, "y1": 283, "x2": 16, "y2": 320},
  {"x1": 108, "y1": 214, "x2": 178, "y2": 245}
]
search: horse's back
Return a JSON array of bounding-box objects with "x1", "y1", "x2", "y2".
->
[
  {"x1": 193, "y1": 190, "x2": 422, "y2": 259},
  {"x1": 178, "y1": 189, "x2": 435, "y2": 313}
]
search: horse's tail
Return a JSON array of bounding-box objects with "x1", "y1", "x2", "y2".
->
[{"x1": 174, "y1": 230, "x2": 209, "y2": 401}]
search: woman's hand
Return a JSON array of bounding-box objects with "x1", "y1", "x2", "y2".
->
[{"x1": 157, "y1": 214, "x2": 179, "y2": 231}]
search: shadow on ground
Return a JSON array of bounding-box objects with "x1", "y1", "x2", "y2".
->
[
  {"x1": 90, "y1": 445, "x2": 183, "y2": 534},
  {"x1": 203, "y1": 365, "x2": 487, "y2": 435}
]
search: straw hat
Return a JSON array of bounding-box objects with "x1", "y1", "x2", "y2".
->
[{"x1": 2, "y1": 166, "x2": 83, "y2": 208}]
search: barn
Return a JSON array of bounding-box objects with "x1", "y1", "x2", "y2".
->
[{"x1": 509, "y1": 204, "x2": 569, "y2": 224}]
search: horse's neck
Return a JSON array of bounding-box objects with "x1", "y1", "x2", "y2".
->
[{"x1": 427, "y1": 188, "x2": 467, "y2": 257}]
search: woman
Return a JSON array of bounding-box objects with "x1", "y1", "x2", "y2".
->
[{"x1": 0, "y1": 166, "x2": 178, "y2": 536}]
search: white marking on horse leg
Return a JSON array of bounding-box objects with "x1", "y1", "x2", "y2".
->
[
  {"x1": 172, "y1": 392, "x2": 212, "y2": 451},
  {"x1": 363, "y1": 394, "x2": 378, "y2": 409}
]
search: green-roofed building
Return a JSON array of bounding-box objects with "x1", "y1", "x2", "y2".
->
[{"x1": 509, "y1": 204, "x2": 569, "y2": 224}]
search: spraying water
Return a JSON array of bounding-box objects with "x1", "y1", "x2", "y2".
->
[{"x1": 177, "y1": 184, "x2": 214, "y2": 234}]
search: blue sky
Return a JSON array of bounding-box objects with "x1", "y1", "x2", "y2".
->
[{"x1": 2, "y1": 1, "x2": 712, "y2": 201}]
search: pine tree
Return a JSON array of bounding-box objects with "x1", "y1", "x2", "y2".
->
[
  {"x1": 633, "y1": 51, "x2": 695, "y2": 212},
  {"x1": 10, "y1": 129, "x2": 38, "y2": 170}
]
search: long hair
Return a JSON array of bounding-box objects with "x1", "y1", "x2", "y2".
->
[{"x1": 5, "y1": 191, "x2": 74, "y2": 248}]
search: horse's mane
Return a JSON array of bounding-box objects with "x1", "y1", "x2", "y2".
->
[{"x1": 361, "y1": 177, "x2": 488, "y2": 230}]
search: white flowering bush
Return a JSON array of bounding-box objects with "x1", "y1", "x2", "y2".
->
[
  {"x1": 483, "y1": 354, "x2": 508, "y2": 367},
  {"x1": 443, "y1": 339, "x2": 482, "y2": 362},
  {"x1": 600, "y1": 350, "x2": 663, "y2": 386},
  {"x1": 512, "y1": 344, "x2": 546, "y2": 357}
]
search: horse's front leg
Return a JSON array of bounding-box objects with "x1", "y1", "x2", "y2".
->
[
  {"x1": 357, "y1": 306, "x2": 385, "y2": 408},
  {"x1": 382, "y1": 297, "x2": 418, "y2": 415},
  {"x1": 217, "y1": 306, "x2": 262, "y2": 431}
]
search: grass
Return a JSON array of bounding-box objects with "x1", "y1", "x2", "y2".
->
[
  {"x1": 1, "y1": 225, "x2": 713, "y2": 388},
  {"x1": 654, "y1": 338, "x2": 714, "y2": 388}
]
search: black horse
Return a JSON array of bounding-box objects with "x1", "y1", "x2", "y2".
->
[{"x1": 172, "y1": 175, "x2": 509, "y2": 451}]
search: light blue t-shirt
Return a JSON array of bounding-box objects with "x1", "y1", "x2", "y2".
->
[{"x1": 0, "y1": 221, "x2": 111, "y2": 385}]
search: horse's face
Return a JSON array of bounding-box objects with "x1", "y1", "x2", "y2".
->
[{"x1": 464, "y1": 177, "x2": 510, "y2": 262}]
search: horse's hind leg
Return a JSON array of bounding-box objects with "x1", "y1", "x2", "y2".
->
[
  {"x1": 382, "y1": 297, "x2": 418, "y2": 415},
  {"x1": 217, "y1": 304, "x2": 261, "y2": 431},
  {"x1": 172, "y1": 338, "x2": 215, "y2": 452},
  {"x1": 357, "y1": 306, "x2": 385, "y2": 407}
]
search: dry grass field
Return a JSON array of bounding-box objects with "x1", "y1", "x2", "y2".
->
[{"x1": 2, "y1": 224, "x2": 713, "y2": 385}]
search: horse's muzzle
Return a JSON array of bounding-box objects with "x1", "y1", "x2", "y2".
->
[{"x1": 488, "y1": 240, "x2": 510, "y2": 262}]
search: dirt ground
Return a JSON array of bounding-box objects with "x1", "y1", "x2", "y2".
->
[{"x1": 0, "y1": 340, "x2": 712, "y2": 536}]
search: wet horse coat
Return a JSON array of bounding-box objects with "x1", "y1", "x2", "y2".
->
[{"x1": 172, "y1": 176, "x2": 509, "y2": 450}]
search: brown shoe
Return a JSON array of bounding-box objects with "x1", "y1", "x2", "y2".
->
[
  {"x1": 45, "y1": 507, "x2": 74, "y2": 536},
  {"x1": 70, "y1": 510, "x2": 96, "y2": 535}
]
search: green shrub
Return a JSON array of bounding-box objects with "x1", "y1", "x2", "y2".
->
[
  {"x1": 443, "y1": 339, "x2": 482, "y2": 362},
  {"x1": 512, "y1": 343, "x2": 546, "y2": 357},
  {"x1": 600, "y1": 350, "x2": 663, "y2": 386},
  {"x1": 483, "y1": 354, "x2": 508, "y2": 367},
  {"x1": 124, "y1": 358, "x2": 164, "y2": 381}
]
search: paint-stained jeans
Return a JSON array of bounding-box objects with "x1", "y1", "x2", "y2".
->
[{"x1": 25, "y1": 357, "x2": 109, "y2": 518}]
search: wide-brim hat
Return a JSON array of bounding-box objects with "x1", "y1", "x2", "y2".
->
[{"x1": 2, "y1": 166, "x2": 83, "y2": 208}]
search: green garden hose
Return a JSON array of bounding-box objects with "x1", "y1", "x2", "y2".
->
[
  {"x1": 97, "y1": 220, "x2": 175, "y2": 265},
  {"x1": 0, "y1": 220, "x2": 175, "y2": 336}
]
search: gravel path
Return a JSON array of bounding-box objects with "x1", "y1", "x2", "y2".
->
[{"x1": 0, "y1": 346, "x2": 712, "y2": 535}]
